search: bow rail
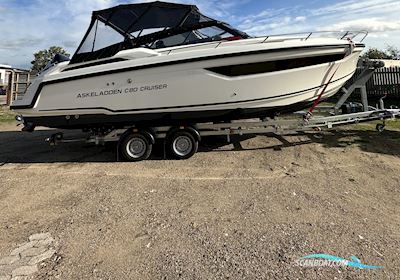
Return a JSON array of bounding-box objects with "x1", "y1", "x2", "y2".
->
[{"x1": 163, "y1": 30, "x2": 368, "y2": 55}]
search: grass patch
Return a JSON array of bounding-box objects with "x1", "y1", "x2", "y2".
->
[
  {"x1": 0, "y1": 106, "x2": 16, "y2": 123},
  {"x1": 353, "y1": 119, "x2": 400, "y2": 144},
  {"x1": 354, "y1": 119, "x2": 400, "y2": 131},
  {"x1": 384, "y1": 119, "x2": 400, "y2": 130}
]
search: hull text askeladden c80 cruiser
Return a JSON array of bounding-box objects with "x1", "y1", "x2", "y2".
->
[{"x1": 11, "y1": 1, "x2": 366, "y2": 131}]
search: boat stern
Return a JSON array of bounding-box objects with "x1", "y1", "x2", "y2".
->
[
  {"x1": 10, "y1": 73, "x2": 45, "y2": 131},
  {"x1": 10, "y1": 56, "x2": 69, "y2": 131}
]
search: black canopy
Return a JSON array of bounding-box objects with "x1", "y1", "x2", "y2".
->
[
  {"x1": 94, "y1": 1, "x2": 213, "y2": 35},
  {"x1": 70, "y1": 1, "x2": 249, "y2": 64}
]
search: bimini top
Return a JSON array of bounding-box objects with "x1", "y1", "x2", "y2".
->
[{"x1": 70, "y1": 1, "x2": 249, "y2": 64}]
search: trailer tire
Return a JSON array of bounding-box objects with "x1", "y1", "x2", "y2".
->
[
  {"x1": 168, "y1": 130, "x2": 198, "y2": 160},
  {"x1": 120, "y1": 133, "x2": 153, "y2": 162}
]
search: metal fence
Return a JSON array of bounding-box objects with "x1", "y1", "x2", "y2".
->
[{"x1": 349, "y1": 66, "x2": 400, "y2": 97}]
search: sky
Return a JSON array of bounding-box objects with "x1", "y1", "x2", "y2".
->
[{"x1": 0, "y1": 0, "x2": 399, "y2": 68}]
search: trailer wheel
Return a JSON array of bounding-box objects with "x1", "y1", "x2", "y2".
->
[
  {"x1": 120, "y1": 133, "x2": 152, "y2": 162},
  {"x1": 168, "y1": 130, "x2": 199, "y2": 160}
]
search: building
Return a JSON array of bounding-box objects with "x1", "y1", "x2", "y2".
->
[
  {"x1": 0, "y1": 64, "x2": 31, "y2": 105},
  {"x1": 0, "y1": 64, "x2": 12, "y2": 94}
]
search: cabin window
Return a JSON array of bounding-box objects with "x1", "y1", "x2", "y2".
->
[{"x1": 207, "y1": 54, "x2": 347, "y2": 76}]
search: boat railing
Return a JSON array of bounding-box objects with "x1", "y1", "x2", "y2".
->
[
  {"x1": 260, "y1": 30, "x2": 368, "y2": 43},
  {"x1": 163, "y1": 30, "x2": 368, "y2": 55}
]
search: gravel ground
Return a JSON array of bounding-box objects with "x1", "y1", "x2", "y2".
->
[{"x1": 0, "y1": 122, "x2": 399, "y2": 280}]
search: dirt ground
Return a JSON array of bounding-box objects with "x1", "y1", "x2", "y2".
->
[{"x1": 0, "y1": 121, "x2": 399, "y2": 280}]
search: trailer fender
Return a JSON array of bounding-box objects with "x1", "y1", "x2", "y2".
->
[
  {"x1": 120, "y1": 128, "x2": 155, "y2": 144},
  {"x1": 167, "y1": 126, "x2": 201, "y2": 142}
]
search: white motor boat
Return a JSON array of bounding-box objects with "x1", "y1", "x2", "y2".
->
[{"x1": 12, "y1": 1, "x2": 366, "y2": 131}]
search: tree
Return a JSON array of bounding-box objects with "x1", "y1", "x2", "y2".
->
[
  {"x1": 363, "y1": 48, "x2": 389, "y2": 59},
  {"x1": 362, "y1": 45, "x2": 400, "y2": 60},
  {"x1": 31, "y1": 46, "x2": 70, "y2": 72},
  {"x1": 385, "y1": 45, "x2": 400, "y2": 60}
]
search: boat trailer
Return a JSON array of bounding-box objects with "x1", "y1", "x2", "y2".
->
[{"x1": 45, "y1": 59, "x2": 400, "y2": 161}]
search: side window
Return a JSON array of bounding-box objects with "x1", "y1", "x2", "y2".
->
[
  {"x1": 150, "y1": 32, "x2": 189, "y2": 49},
  {"x1": 194, "y1": 27, "x2": 229, "y2": 39},
  {"x1": 151, "y1": 26, "x2": 234, "y2": 49},
  {"x1": 93, "y1": 21, "x2": 125, "y2": 51},
  {"x1": 77, "y1": 20, "x2": 124, "y2": 54},
  {"x1": 134, "y1": 28, "x2": 165, "y2": 38}
]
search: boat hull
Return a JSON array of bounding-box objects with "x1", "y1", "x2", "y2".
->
[
  {"x1": 20, "y1": 100, "x2": 320, "y2": 129},
  {"x1": 20, "y1": 85, "x2": 342, "y2": 129}
]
